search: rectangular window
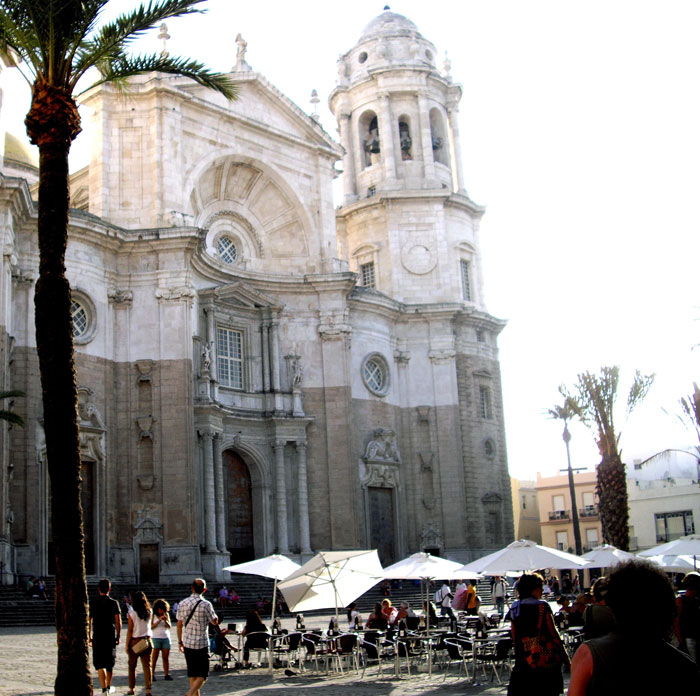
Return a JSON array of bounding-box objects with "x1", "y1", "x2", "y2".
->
[
  {"x1": 217, "y1": 327, "x2": 243, "y2": 389},
  {"x1": 360, "y1": 262, "x2": 376, "y2": 288},
  {"x1": 583, "y1": 492, "x2": 594, "y2": 507},
  {"x1": 655, "y1": 510, "x2": 695, "y2": 543},
  {"x1": 553, "y1": 494, "x2": 565, "y2": 512},
  {"x1": 556, "y1": 531, "x2": 568, "y2": 551},
  {"x1": 479, "y1": 386, "x2": 492, "y2": 420},
  {"x1": 460, "y1": 260, "x2": 471, "y2": 301},
  {"x1": 586, "y1": 528, "x2": 599, "y2": 546},
  {"x1": 521, "y1": 495, "x2": 527, "y2": 510}
]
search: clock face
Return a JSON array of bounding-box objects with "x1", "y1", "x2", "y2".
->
[{"x1": 401, "y1": 243, "x2": 436, "y2": 274}]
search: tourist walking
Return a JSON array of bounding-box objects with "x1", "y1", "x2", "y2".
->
[
  {"x1": 508, "y1": 572, "x2": 568, "y2": 696},
  {"x1": 125, "y1": 590, "x2": 153, "y2": 696},
  {"x1": 150, "y1": 598, "x2": 173, "y2": 680},
  {"x1": 177, "y1": 578, "x2": 220, "y2": 696},
  {"x1": 492, "y1": 576, "x2": 509, "y2": 619},
  {"x1": 89, "y1": 578, "x2": 121, "y2": 694}
]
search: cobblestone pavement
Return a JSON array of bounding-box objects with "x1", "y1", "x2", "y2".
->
[{"x1": 0, "y1": 624, "x2": 570, "y2": 695}]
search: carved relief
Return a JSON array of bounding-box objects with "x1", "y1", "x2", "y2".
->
[
  {"x1": 318, "y1": 310, "x2": 352, "y2": 342},
  {"x1": 77, "y1": 387, "x2": 106, "y2": 462},
  {"x1": 364, "y1": 428, "x2": 400, "y2": 463},
  {"x1": 108, "y1": 289, "x2": 133, "y2": 306},
  {"x1": 428, "y1": 349, "x2": 456, "y2": 365},
  {"x1": 155, "y1": 286, "x2": 196, "y2": 302},
  {"x1": 421, "y1": 521, "x2": 443, "y2": 551}
]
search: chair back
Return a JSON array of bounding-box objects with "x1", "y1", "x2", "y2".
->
[
  {"x1": 495, "y1": 637, "x2": 513, "y2": 659},
  {"x1": 368, "y1": 616, "x2": 388, "y2": 630},
  {"x1": 287, "y1": 632, "x2": 303, "y2": 651},
  {"x1": 361, "y1": 631, "x2": 380, "y2": 659},
  {"x1": 406, "y1": 616, "x2": 420, "y2": 631},
  {"x1": 245, "y1": 631, "x2": 270, "y2": 650},
  {"x1": 338, "y1": 633, "x2": 358, "y2": 654},
  {"x1": 302, "y1": 632, "x2": 321, "y2": 655}
]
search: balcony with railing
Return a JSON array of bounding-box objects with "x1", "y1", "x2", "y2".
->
[
  {"x1": 579, "y1": 505, "x2": 599, "y2": 518},
  {"x1": 548, "y1": 509, "x2": 570, "y2": 521}
]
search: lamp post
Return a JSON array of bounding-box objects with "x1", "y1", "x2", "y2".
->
[{"x1": 561, "y1": 422, "x2": 585, "y2": 588}]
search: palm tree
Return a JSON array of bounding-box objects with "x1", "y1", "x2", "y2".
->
[
  {"x1": 0, "y1": 389, "x2": 24, "y2": 427},
  {"x1": 0, "y1": 2, "x2": 235, "y2": 693},
  {"x1": 545, "y1": 390, "x2": 583, "y2": 557},
  {"x1": 562, "y1": 367, "x2": 654, "y2": 551}
]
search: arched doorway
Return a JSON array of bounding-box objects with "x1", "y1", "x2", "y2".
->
[{"x1": 224, "y1": 451, "x2": 254, "y2": 564}]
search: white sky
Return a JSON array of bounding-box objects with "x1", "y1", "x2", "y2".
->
[{"x1": 3, "y1": 0, "x2": 699, "y2": 479}]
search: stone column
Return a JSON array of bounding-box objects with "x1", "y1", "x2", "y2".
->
[
  {"x1": 270, "y1": 320, "x2": 281, "y2": 392},
  {"x1": 296, "y1": 441, "x2": 312, "y2": 554},
  {"x1": 338, "y1": 113, "x2": 357, "y2": 204},
  {"x1": 417, "y1": 94, "x2": 436, "y2": 179},
  {"x1": 199, "y1": 430, "x2": 217, "y2": 552},
  {"x1": 273, "y1": 439, "x2": 289, "y2": 553},
  {"x1": 261, "y1": 323, "x2": 271, "y2": 392},
  {"x1": 447, "y1": 107, "x2": 466, "y2": 193},
  {"x1": 378, "y1": 93, "x2": 397, "y2": 180},
  {"x1": 214, "y1": 433, "x2": 226, "y2": 553}
]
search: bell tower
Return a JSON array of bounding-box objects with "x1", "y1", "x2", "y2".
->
[{"x1": 330, "y1": 8, "x2": 486, "y2": 307}]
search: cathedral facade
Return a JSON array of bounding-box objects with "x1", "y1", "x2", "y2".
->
[{"x1": 0, "y1": 9, "x2": 513, "y2": 584}]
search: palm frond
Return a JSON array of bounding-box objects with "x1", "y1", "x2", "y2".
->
[
  {"x1": 0, "y1": 409, "x2": 23, "y2": 427},
  {"x1": 87, "y1": 53, "x2": 237, "y2": 100},
  {"x1": 70, "y1": 0, "x2": 207, "y2": 87}
]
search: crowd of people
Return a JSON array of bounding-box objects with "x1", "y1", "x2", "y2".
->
[{"x1": 85, "y1": 559, "x2": 700, "y2": 694}]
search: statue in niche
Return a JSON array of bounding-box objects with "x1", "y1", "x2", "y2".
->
[
  {"x1": 364, "y1": 428, "x2": 400, "y2": 462},
  {"x1": 292, "y1": 359, "x2": 303, "y2": 389},
  {"x1": 201, "y1": 343, "x2": 212, "y2": 372}
]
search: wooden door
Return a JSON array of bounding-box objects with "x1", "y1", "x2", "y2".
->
[
  {"x1": 368, "y1": 487, "x2": 395, "y2": 566},
  {"x1": 224, "y1": 451, "x2": 254, "y2": 563}
]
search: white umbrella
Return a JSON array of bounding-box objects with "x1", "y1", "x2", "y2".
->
[
  {"x1": 223, "y1": 554, "x2": 301, "y2": 627},
  {"x1": 638, "y1": 534, "x2": 700, "y2": 560},
  {"x1": 581, "y1": 544, "x2": 637, "y2": 568},
  {"x1": 277, "y1": 549, "x2": 384, "y2": 620},
  {"x1": 382, "y1": 552, "x2": 475, "y2": 637},
  {"x1": 645, "y1": 554, "x2": 698, "y2": 572},
  {"x1": 457, "y1": 539, "x2": 590, "y2": 576}
]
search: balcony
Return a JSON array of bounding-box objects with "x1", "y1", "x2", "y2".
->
[
  {"x1": 579, "y1": 505, "x2": 599, "y2": 518},
  {"x1": 549, "y1": 509, "x2": 570, "y2": 521}
]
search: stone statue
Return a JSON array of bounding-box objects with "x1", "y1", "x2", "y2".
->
[
  {"x1": 292, "y1": 359, "x2": 303, "y2": 389},
  {"x1": 201, "y1": 343, "x2": 211, "y2": 371},
  {"x1": 364, "y1": 427, "x2": 400, "y2": 462}
]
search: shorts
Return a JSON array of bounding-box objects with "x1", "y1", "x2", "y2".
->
[
  {"x1": 184, "y1": 647, "x2": 210, "y2": 679},
  {"x1": 152, "y1": 637, "x2": 171, "y2": 651},
  {"x1": 92, "y1": 641, "x2": 116, "y2": 671}
]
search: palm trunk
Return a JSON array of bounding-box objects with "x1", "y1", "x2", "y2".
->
[
  {"x1": 596, "y1": 452, "x2": 630, "y2": 551},
  {"x1": 30, "y1": 89, "x2": 91, "y2": 695}
]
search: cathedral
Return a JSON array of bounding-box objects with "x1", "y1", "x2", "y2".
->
[{"x1": 0, "y1": 8, "x2": 513, "y2": 585}]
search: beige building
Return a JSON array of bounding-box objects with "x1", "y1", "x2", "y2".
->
[
  {"x1": 535, "y1": 471, "x2": 602, "y2": 555},
  {"x1": 511, "y1": 478, "x2": 541, "y2": 543},
  {"x1": 0, "y1": 9, "x2": 513, "y2": 585}
]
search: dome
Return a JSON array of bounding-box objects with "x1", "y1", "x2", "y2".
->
[
  {"x1": 4, "y1": 132, "x2": 38, "y2": 168},
  {"x1": 359, "y1": 9, "x2": 422, "y2": 42}
]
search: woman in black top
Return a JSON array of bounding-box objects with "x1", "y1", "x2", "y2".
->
[{"x1": 241, "y1": 609, "x2": 267, "y2": 666}]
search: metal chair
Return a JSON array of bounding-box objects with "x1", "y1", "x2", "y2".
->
[
  {"x1": 360, "y1": 631, "x2": 393, "y2": 678},
  {"x1": 242, "y1": 631, "x2": 271, "y2": 668},
  {"x1": 301, "y1": 631, "x2": 332, "y2": 673},
  {"x1": 474, "y1": 637, "x2": 512, "y2": 684},
  {"x1": 270, "y1": 631, "x2": 303, "y2": 670},
  {"x1": 442, "y1": 635, "x2": 473, "y2": 681},
  {"x1": 329, "y1": 632, "x2": 361, "y2": 674}
]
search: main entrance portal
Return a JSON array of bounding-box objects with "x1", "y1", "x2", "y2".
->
[{"x1": 224, "y1": 451, "x2": 254, "y2": 564}]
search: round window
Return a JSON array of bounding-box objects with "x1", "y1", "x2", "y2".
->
[
  {"x1": 217, "y1": 236, "x2": 237, "y2": 264},
  {"x1": 72, "y1": 299, "x2": 88, "y2": 338},
  {"x1": 358, "y1": 51, "x2": 368, "y2": 64},
  {"x1": 361, "y1": 353, "x2": 389, "y2": 396},
  {"x1": 425, "y1": 49, "x2": 433, "y2": 61}
]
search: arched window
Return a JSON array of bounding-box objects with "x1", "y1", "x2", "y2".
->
[
  {"x1": 429, "y1": 107, "x2": 448, "y2": 166},
  {"x1": 398, "y1": 117, "x2": 412, "y2": 160},
  {"x1": 359, "y1": 111, "x2": 380, "y2": 169}
]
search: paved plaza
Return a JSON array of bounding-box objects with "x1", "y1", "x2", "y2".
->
[{"x1": 0, "y1": 622, "x2": 560, "y2": 696}]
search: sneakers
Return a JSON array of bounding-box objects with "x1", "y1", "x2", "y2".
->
[{"x1": 164, "y1": 675, "x2": 173, "y2": 681}]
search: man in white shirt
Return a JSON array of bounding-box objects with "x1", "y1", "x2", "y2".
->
[
  {"x1": 438, "y1": 581, "x2": 455, "y2": 619},
  {"x1": 492, "y1": 576, "x2": 509, "y2": 619},
  {"x1": 177, "y1": 578, "x2": 219, "y2": 696}
]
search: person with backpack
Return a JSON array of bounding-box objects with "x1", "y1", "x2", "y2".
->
[
  {"x1": 436, "y1": 581, "x2": 455, "y2": 619},
  {"x1": 492, "y1": 576, "x2": 509, "y2": 620}
]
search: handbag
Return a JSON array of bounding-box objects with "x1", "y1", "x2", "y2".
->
[
  {"x1": 522, "y1": 604, "x2": 563, "y2": 669},
  {"x1": 131, "y1": 637, "x2": 151, "y2": 655}
]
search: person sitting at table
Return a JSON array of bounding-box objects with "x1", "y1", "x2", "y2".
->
[
  {"x1": 394, "y1": 601, "x2": 416, "y2": 624},
  {"x1": 241, "y1": 609, "x2": 267, "y2": 667},
  {"x1": 568, "y1": 559, "x2": 700, "y2": 695},
  {"x1": 366, "y1": 603, "x2": 388, "y2": 630},
  {"x1": 346, "y1": 601, "x2": 362, "y2": 628},
  {"x1": 582, "y1": 576, "x2": 616, "y2": 640},
  {"x1": 422, "y1": 599, "x2": 438, "y2": 625},
  {"x1": 381, "y1": 598, "x2": 399, "y2": 625},
  {"x1": 508, "y1": 572, "x2": 569, "y2": 696}
]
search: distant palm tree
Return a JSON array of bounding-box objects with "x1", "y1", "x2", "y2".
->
[
  {"x1": 545, "y1": 391, "x2": 583, "y2": 556},
  {"x1": 0, "y1": 2, "x2": 235, "y2": 693},
  {"x1": 0, "y1": 389, "x2": 24, "y2": 427},
  {"x1": 563, "y1": 367, "x2": 654, "y2": 551}
]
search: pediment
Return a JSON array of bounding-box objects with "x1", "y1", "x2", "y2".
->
[
  {"x1": 200, "y1": 282, "x2": 284, "y2": 311},
  {"x1": 184, "y1": 73, "x2": 341, "y2": 156}
]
